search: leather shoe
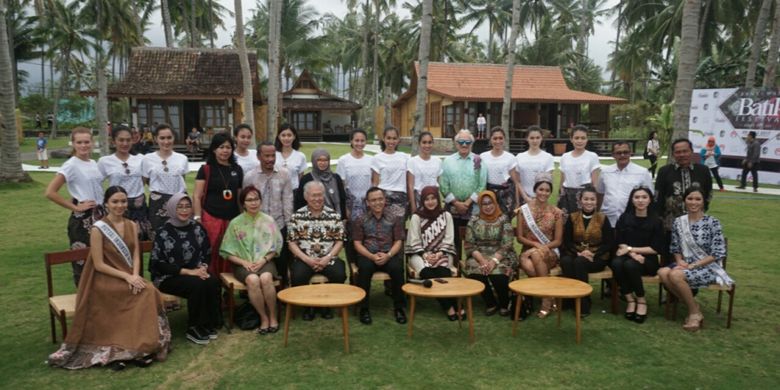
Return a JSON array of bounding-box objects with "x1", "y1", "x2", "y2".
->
[
  {"x1": 320, "y1": 308, "x2": 334, "y2": 319},
  {"x1": 394, "y1": 308, "x2": 407, "y2": 324},
  {"x1": 359, "y1": 308, "x2": 372, "y2": 325},
  {"x1": 302, "y1": 307, "x2": 315, "y2": 321}
]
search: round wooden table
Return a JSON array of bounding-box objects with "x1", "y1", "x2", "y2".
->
[
  {"x1": 509, "y1": 277, "x2": 593, "y2": 344},
  {"x1": 402, "y1": 277, "x2": 485, "y2": 344},
  {"x1": 277, "y1": 284, "x2": 365, "y2": 353}
]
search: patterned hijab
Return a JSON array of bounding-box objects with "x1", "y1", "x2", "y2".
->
[
  {"x1": 310, "y1": 148, "x2": 341, "y2": 215},
  {"x1": 478, "y1": 190, "x2": 502, "y2": 222},
  {"x1": 416, "y1": 186, "x2": 443, "y2": 220},
  {"x1": 165, "y1": 193, "x2": 192, "y2": 227}
]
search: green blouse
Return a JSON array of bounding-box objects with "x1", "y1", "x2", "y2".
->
[{"x1": 220, "y1": 211, "x2": 283, "y2": 262}]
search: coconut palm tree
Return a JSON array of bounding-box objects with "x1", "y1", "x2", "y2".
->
[
  {"x1": 763, "y1": 0, "x2": 780, "y2": 87},
  {"x1": 459, "y1": 0, "x2": 511, "y2": 63},
  {"x1": 161, "y1": 0, "x2": 174, "y2": 47},
  {"x1": 671, "y1": 0, "x2": 701, "y2": 142},
  {"x1": 412, "y1": 0, "x2": 432, "y2": 155},
  {"x1": 745, "y1": 0, "x2": 773, "y2": 87},
  {"x1": 234, "y1": 0, "x2": 254, "y2": 135},
  {"x1": 501, "y1": 0, "x2": 520, "y2": 132},
  {"x1": 266, "y1": 0, "x2": 281, "y2": 139}
]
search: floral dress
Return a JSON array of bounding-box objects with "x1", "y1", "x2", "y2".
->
[
  {"x1": 670, "y1": 215, "x2": 728, "y2": 289},
  {"x1": 518, "y1": 204, "x2": 563, "y2": 267},
  {"x1": 464, "y1": 215, "x2": 518, "y2": 276}
]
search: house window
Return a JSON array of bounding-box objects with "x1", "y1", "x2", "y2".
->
[
  {"x1": 429, "y1": 101, "x2": 441, "y2": 127},
  {"x1": 200, "y1": 101, "x2": 227, "y2": 128},
  {"x1": 444, "y1": 103, "x2": 462, "y2": 138},
  {"x1": 136, "y1": 100, "x2": 181, "y2": 131},
  {"x1": 291, "y1": 111, "x2": 318, "y2": 132}
]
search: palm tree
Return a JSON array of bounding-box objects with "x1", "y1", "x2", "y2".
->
[
  {"x1": 412, "y1": 0, "x2": 432, "y2": 155},
  {"x1": 764, "y1": 0, "x2": 780, "y2": 87},
  {"x1": 161, "y1": 0, "x2": 174, "y2": 47},
  {"x1": 234, "y1": 0, "x2": 255, "y2": 136},
  {"x1": 168, "y1": 0, "x2": 230, "y2": 48},
  {"x1": 745, "y1": 0, "x2": 773, "y2": 87},
  {"x1": 671, "y1": 0, "x2": 701, "y2": 143},
  {"x1": 501, "y1": 0, "x2": 520, "y2": 132},
  {"x1": 459, "y1": 0, "x2": 511, "y2": 62},
  {"x1": 0, "y1": 0, "x2": 32, "y2": 183},
  {"x1": 266, "y1": 0, "x2": 281, "y2": 140}
]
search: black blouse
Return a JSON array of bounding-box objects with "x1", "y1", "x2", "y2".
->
[
  {"x1": 149, "y1": 222, "x2": 211, "y2": 286},
  {"x1": 615, "y1": 212, "x2": 666, "y2": 260},
  {"x1": 195, "y1": 163, "x2": 243, "y2": 220}
]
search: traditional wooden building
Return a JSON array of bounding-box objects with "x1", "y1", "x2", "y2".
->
[
  {"x1": 106, "y1": 47, "x2": 262, "y2": 144},
  {"x1": 393, "y1": 62, "x2": 626, "y2": 146}
]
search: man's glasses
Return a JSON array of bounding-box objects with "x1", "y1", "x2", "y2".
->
[{"x1": 456, "y1": 140, "x2": 473, "y2": 146}]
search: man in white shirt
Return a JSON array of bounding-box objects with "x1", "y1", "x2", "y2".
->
[{"x1": 597, "y1": 142, "x2": 654, "y2": 226}]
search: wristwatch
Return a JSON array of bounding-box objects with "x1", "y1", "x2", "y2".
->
[
  {"x1": 627, "y1": 246, "x2": 633, "y2": 252},
  {"x1": 193, "y1": 215, "x2": 201, "y2": 221}
]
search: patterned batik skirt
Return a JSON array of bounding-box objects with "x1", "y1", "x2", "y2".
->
[
  {"x1": 126, "y1": 194, "x2": 152, "y2": 241},
  {"x1": 487, "y1": 181, "x2": 517, "y2": 220},
  {"x1": 148, "y1": 192, "x2": 174, "y2": 240},
  {"x1": 384, "y1": 190, "x2": 409, "y2": 222},
  {"x1": 556, "y1": 186, "x2": 581, "y2": 219},
  {"x1": 67, "y1": 202, "x2": 105, "y2": 286}
]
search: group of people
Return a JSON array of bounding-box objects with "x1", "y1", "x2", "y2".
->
[{"x1": 46, "y1": 123, "x2": 733, "y2": 371}]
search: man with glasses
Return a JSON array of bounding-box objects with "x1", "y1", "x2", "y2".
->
[
  {"x1": 597, "y1": 142, "x2": 653, "y2": 226},
  {"x1": 439, "y1": 129, "x2": 487, "y2": 253}
]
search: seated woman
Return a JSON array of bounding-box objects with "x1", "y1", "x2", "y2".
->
[
  {"x1": 406, "y1": 186, "x2": 460, "y2": 320},
  {"x1": 611, "y1": 186, "x2": 665, "y2": 324},
  {"x1": 186, "y1": 126, "x2": 202, "y2": 153},
  {"x1": 516, "y1": 173, "x2": 564, "y2": 318},
  {"x1": 658, "y1": 186, "x2": 731, "y2": 332},
  {"x1": 295, "y1": 148, "x2": 347, "y2": 220},
  {"x1": 149, "y1": 193, "x2": 220, "y2": 345},
  {"x1": 220, "y1": 186, "x2": 284, "y2": 334},
  {"x1": 464, "y1": 191, "x2": 518, "y2": 317},
  {"x1": 560, "y1": 185, "x2": 614, "y2": 317},
  {"x1": 49, "y1": 186, "x2": 171, "y2": 370}
]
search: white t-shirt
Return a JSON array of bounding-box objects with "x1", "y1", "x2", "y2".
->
[
  {"x1": 480, "y1": 150, "x2": 517, "y2": 185},
  {"x1": 336, "y1": 153, "x2": 373, "y2": 200},
  {"x1": 559, "y1": 150, "x2": 600, "y2": 188},
  {"x1": 407, "y1": 155, "x2": 442, "y2": 192},
  {"x1": 597, "y1": 162, "x2": 654, "y2": 226},
  {"x1": 515, "y1": 150, "x2": 555, "y2": 198},
  {"x1": 141, "y1": 151, "x2": 188, "y2": 194},
  {"x1": 58, "y1": 157, "x2": 104, "y2": 203},
  {"x1": 235, "y1": 149, "x2": 259, "y2": 175},
  {"x1": 371, "y1": 151, "x2": 410, "y2": 192},
  {"x1": 275, "y1": 150, "x2": 307, "y2": 189},
  {"x1": 98, "y1": 154, "x2": 145, "y2": 198}
]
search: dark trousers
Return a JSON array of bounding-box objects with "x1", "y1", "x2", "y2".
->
[
  {"x1": 560, "y1": 255, "x2": 608, "y2": 313},
  {"x1": 468, "y1": 273, "x2": 510, "y2": 309},
  {"x1": 648, "y1": 155, "x2": 658, "y2": 178},
  {"x1": 710, "y1": 167, "x2": 724, "y2": 189},
  {"x1": 159, "y1": 273, "x2": 221, "y2": 329},
  {"x1": 419, "y1": 267, "x2": 457, "y2": 311},
  {"x1": 276, "y1": 227, "x2": 292, "y2": 286},
  {"x1": 356, "y1": 254, "x2": 406, "y2": 309},
  {"x1": 610, "y1": 255, "x2": 659, "y2": 297},
  {"x1": 740, "y1": 162, "x2": 760, "y2": 189},
  {"x1": 289, "y1": 258, "x2": 347, "y2": 287}
]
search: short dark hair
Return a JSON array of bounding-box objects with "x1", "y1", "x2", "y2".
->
[
  {"x1": 154, "y1": 123, "x2": 173, "y2": 138},
  {"x1": 647, "y1": 131, "x2": 657, "y2": 140},
  {"x1": 578, "y1": 185, "x2": 599, "y2": 200},
  {"x1": 256, "y1": 141, "x2": 275, "y2": 155},
  {"x1": 489, "y1": 126, "x2": 505, "y2": 138},
  {"x1": 612, "y1": 141, "x2": 631, "y2": 151},
  {"x1": 206, "y1": 131, "x2": 237, "y2": 166},
  {"x1": 671, "y1": 138, "x2": 693, "y2": 151},
  {"x1": 683, "y1": 185, "x2": 704, "y2": 200},
  {"x1": 533, "y1": 180, "x2": 553, "y2": 192},
  {"x1": 111, "y1": 124, "x2": 132, "y2": 139},
  {"x1": 275, "y1": 123, "x2": 301, "y2": 150},
  {"x1": 571, "y1": 124, "x2": 589, "y2": 136},
  {"x1": 418, "y1": 131, "x2": 433, "y2": 143},
  {"x1": 365, "y1": 186, "x2": 384, "y2": 200},
  {"x1": 380, "y1": 126, "x2": 399, "y2": 151},
  {"x1": 748, "y1": 131, "x2": 757, "y2": 138},
  {"x1": 240, "y1": 185, "x2": 262, "y2": 206},
  {"x1": 233, "y1": 123, "x2": 253, "y2": 137}
]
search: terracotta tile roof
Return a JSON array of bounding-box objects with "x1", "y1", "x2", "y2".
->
[
  {"x1": 107, "y1": 47, "x2": 261, "y2": 99},
  {"x1": 397, "y1": 62, "x2": 625, "y2": 105}
]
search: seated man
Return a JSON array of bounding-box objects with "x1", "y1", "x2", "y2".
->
[
  {"x1": 353, "y1": 187, "x2": 407, "y2": 325},
  {"x1": 287, "y1": 181, "x2": 348, "y2": 320}
]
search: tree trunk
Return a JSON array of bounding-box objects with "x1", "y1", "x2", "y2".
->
[
  {"x1": 161, "y1": 0, "x2": 174, "y2": 48},
  {"x1": 372, "y1": 0, "x2": 380, "y2": 110},
  {"x1": 359, "y1": 1, "x2": 371, "y2": 132},
  {"x1": 763, "y1": 0, "x2": 780, "y2": 87},
  {"x1": 209, "y1": 0, "x2": 215, "y2": 48},
  {"x1": 671, "y1": 0, "x2": 702, "y2": 144},
  {"x1": 746, "y1": 0, "x2": 773, "y2": 87},
  {"x1": 190, "y1": 0, "x2": 198, "y2": 48},
  {"x1": 266, "y1": 0, "x2": 282, "y2": 140},
  {"x1": 501, "y1": 0, "x2": 521, "y2": 134},
  {"x1": 412, "y1": 0, "x2": 433, "y2": 156},
  {"x1": 610, "y1": 8, "x2": 622, "y2": 86},
  {"x1": 95, "y1": 0, "x2": 109, "y2": 156},
  {"x1": 40, "y1": 43, "x2": 45, "y2": 96},
  {"x1": 0, "y1": 0, "x2": 31, "y2": 182},
  {"x1": 50, "y1": 51, "x2": 69, "y2": 139},
  {"x1": 234, "y1": 0, "x2": 255, "y2": 145}
]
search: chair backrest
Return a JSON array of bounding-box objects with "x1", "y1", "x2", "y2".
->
[
  {"x1": 723, "y1": 238, "x2": 728, "y2": 269},
  {"x1": 457, "y1": 226, "x2": 467, "y2": 265}
]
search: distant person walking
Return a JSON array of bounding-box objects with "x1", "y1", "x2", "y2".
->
[
  {"x1": 646, "y1": 131, "x2": 660, "y2": 179},
  {"x1": 35, "y1": 113, "x2": 42, "y2": 129},
  {"x1": 36, "y1": 131, "x2": 49, "y2": 169},
  {"x1": 46, "y1": 112, "x2": 54, "y2": 130},
  {"x1": 736, "y1": 131, "x2": 761, "y2": 192},
  {"x1": 700, "y1": 136, "x2": 724, "y2": 191}
]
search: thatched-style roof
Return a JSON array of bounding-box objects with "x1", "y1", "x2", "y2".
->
[{"x1": 282, "y1": 70, "x2": 361, "y2": 111}]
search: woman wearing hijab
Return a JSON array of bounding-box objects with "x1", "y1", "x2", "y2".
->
[
  {"x1": 406, "y1": 186, "x2": 460, "y2": 320},
  {"x1": 464, "y1": 191, "x2": 518, "y2": 316},
  {"x1": 700, "y1": 136, "x2": 724, "y2": 191},
  {"x1": 295, "y1": 148, "x2": 348, "y2": 220},
  {"x1": 149, "y1": 193, "x2": 218, "y2": 345}
]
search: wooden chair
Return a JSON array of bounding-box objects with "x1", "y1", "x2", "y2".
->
[
  {"x1": 220, "y1": 272, "x2": 283, "y2": 332},
  {"x1": 588, "y1": 268, "x2": 618, "y2": 314}
]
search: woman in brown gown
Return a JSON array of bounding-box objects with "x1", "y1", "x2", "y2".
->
[{"x1": 48, "y1": 186, "x2": 171, "y2": 370}]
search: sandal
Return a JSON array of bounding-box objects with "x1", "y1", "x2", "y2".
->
[
  {"x1": 624, "y1": 298, "x2": 637, "y2": 321},
  {"x1": 132, "y1": 356, "x2": 154, "y2": 368},
  {"x1": 683, "y1": 313, "x2": 704, "y2": 332},
  {"x1": 485, "y1": 306, "x2": 498, "y2": 316},
  {"x1": 267, "y1": 325, "x2": 279, "y2": 333},
  {"x1": 499, "y1": 308, "x2": 511, "y2": 317},
  {"x1": 255, "y1": 327, "x2": 269, "y2": 335},
  {"x1": 536, "y1": 309, "x2": 551, "y2": 319}
]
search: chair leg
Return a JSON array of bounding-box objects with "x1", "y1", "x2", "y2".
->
[
  {"x1": 609, "y1": 279, "x2": 618, "y2": 314},
  {"x1": 657, "y1": 283, "x2": 663, "y2": 307},
  {"x1": 726, "y1": 287, "x2": 735, "y2": 329},
  {"x1": 58, "y1": 309, "x2": 68, "y2": 341},
  {"x1": 226, "y1": 283, "x2": 235, "y2": 333},
  {"x1": 49, "y1": 312, "x2": 57, "y2": 344},
  {"x1": 716, "y1": 290, "x2": 723, "y2": 314}
]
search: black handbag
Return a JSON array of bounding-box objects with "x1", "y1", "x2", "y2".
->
[{"x1": 234, "y1": 301, "x2": 260, "y2": 330}]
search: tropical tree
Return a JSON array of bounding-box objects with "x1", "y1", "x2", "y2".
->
[
  {"x1": 161, "y1": 0, "x2": 174, "y2": 47},
  {"x1": 168, "y1": 0, "x2": 230, "y2": 48},
  {"x1": 266, "y1": 0, "x2": 281, "y2": 139},
  {"x1": 764, "y1": 0, "x2": 780, "y2": 87},
  {"x1": 459, "y1": 0, "x2": 511, "y2": 61},
  {"x1": 671, "y1": 0, "x2": 702, "y2": 143},
  {"x1": 501, "y1": 0, "x2": 520, "y2": 132},
  {"x1": 234, "y1": 0, "x2": 255, "y2": 135},
  {"x1": 412, "y1": 0, "x2": 432, "y2": 155},
  {"x1": 745, "y1": 0, "x2": 773, "y2": 87}
]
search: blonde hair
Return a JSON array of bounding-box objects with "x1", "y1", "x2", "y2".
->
[{"x1": 70, "y1": 127, "x2": 92, "y2": 156}]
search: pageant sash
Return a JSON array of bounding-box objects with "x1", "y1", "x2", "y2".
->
[
  {"x1": 521, "y1": 204, "x2": 559, "y2": 256},
  {"x1": 94, "y1": 220, "x2": 133, "y2": 269}
]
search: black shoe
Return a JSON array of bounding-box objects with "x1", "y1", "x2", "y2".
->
[
  {"x1": 633, "y1": 303, "x2": 647, "y2": 324},
  {"x1": 394, "y1": 308, "x2": 407, "y2": 324},
  {"x1": 624, "y1": 301, "x2": 636, "y2": 321},
  {"x1": 186, "y1": 326, "x2": 210, "y2": 345},
  {"x1": 205, "y1": 327, "x2": 218, "y2": 340},
  {"x1": 359, "y1": 308, "x2": 372, "y2": 325},
  {"x1": 302, "y1": 307, "x2": 315, "y2": 321},
  {"x1": 320, "y1": 308, "x2": 334, "y2": 319},
  {"x1": 485, "y1": 306, "x2": 498, "y2": 316},
  {"x1": 109, "y1": 361, "x2": 127, "y2": 371}
]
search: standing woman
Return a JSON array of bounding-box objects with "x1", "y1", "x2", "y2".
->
[
  {"x1": 611, "y1": 186, "x2": 665, "y2": 324},
  {"x1": 406, "y1": 131, "x2": 442, "y2": 214},
  {"x1": 193, "y1": 132, "x2": 243, "y2": 275},
  {"x1": 371, "y1": 126, "x2": 410, "y2": 221},
  {"x1": 646, "y1": 131, "x2": 660, "y2": 179},
  {"x1": 337, "y1": 129, "x2": 374, "y2": 264},
  {"x1": 45, "y1": 127, "x2": 105, "y2": 286},
  {"x1": 274, "y1": 124, "x2": 307, "y2": 191},
  {"x1": 98, "y1": 125, "x2": 151, "y2": 240},
  {"x1": 142, "y1": 124, "x2": 189, "y2": 238},
  {"x1": 48, "y1": 186, "x2": 171, "y2": 370},
  {"x1": 480, "y1": 127, "x2": 520, "y2": 218},
  {"x1": 515, "y1": 126, "x2": 554, "y2": 205},
  {"x1": 234, "y1": 124, "x2": 258, "y2": 175},
  {"x1": 558, "y1": 125, "x2": 600, "y2": 217},
  {"x1": 700, "y1": 136, "x2": 724, "y2": 191},
  {"x1": 296, "y1": 148, "x2": 347, "y2": 219},
  {"x1": 516, "y1": 174, "x2": 564, "y2": 318}
]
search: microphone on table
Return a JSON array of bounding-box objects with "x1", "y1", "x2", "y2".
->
[{"x1": 408, "y1": 279, "x2": 433, "y2": 288}]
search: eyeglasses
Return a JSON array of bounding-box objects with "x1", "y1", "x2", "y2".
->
[
  {"x1": 162, "y1": 160, "x2": 169, "y2": 172},
  {"x1": 176, "y1": 204, "x2": 192, "y2": 209},
  {"x1": 122, "y1": 162, "x2": 130, "y2": 175},
  {"x1": 456, "y1": 140, "x2": 473, "y2": 146}
]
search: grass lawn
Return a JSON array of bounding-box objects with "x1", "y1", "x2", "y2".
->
[
  {"x1": 1, "y1": 146, "x2": 779, "y2": 388},
  {"x1": 19, "y1": 136, "x2": 71, "y2": 154}
]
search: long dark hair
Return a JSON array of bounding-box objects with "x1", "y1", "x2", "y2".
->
[
  {"x1": 275, "y1": 123, "x2": 301, "y2": 150},
  {"x1": 623, "y1": 186, "x2": 657, "y2": 218},
  {"x1": 103, "y1": 185, "x2": 127, "y2": 205},
  {"x1": 380, "y1": 126, "x2": 399, "y2": 152},
  {"x1": 205, "y1": 131, "x2": 237, "y2": 166}
]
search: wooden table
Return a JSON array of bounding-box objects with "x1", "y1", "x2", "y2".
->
[
  {"x1": 402, "y1": 277, "x2": 485, "y2": 344},
  {"x1": 509, "y1": 277, "x2": 593, "y2": 344},
  {"x1": 277, "y1": 284, "x2": 365, "y2": 353}
]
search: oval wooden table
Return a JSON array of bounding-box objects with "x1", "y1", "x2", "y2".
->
[
  {"x1": 509, "y1": 277, "x2": 593, "y2": 344},
  {"x1": 402, "y1": 277, "x2": 485, "y2": 344},
  {"x1": 277, "y1": 284, "x2": 365, "y2": 353}
]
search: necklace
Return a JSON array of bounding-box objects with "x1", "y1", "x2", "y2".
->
[{"x1": 216, "y1": 165, "x2": 234, "y2": 201}]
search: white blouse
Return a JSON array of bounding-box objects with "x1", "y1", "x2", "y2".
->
[
  {"x1": 515, "y1": 150, "x2": 555, "y2": 198},
  {"x1": 371, "y1": 151, "x2": 410, "y2": 192},
  {"x1": 275, "y1": 150, "x2": 307, "y2": 189},
  {"x1": 235, "y1": 150, "x2": 259, "y2": 176},
  {"x1": 58, "y1": 157, "x2": 104, "y2": 203},
  {"x1": 141, "y1": 151, "x2": 188, "y2": 194},
  {"x1": 407, "y1": 155, "x2": 442, "y2": 192},
  {"x1": 480, "y1": 150, "x2": 517, "y2": 185},
  {"x1": 336, "y1": 153, "x2": 374, "y2": 200},
  {"x1": 559, "y1": 150, "x2": 601, "y2": 188},
  {"x1": 98, "y1": 154, "x2": 145, "y2": 198}
]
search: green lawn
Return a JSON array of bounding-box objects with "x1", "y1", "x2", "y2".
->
[
  {"x1": 19, "y1": 136, "x2": 71, "y2": 154},
  {"x1": 1, "y1": 148, "x2": 779, "y2": 388}
]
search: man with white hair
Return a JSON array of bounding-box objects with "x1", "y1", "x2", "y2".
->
[
  {"x1": 439, "y1": 129, "x2": 487, "y2": 252},
  {"x1": 287, "y1": 181, "x2": 348, "y2": 321}
]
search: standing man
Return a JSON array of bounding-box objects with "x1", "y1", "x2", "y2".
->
[
  {"x1": 352, "y1": 187, "x2": 407, "y2": 325},
  {"x1": 35, "y1": 113, "x2": 42, "y2": 129},
  {"x1": 440, "y1": 129, "x2": 487, "y2": 254},
  {"x1": 736, "y1": 131, "x2": 761, "y2": 193},
  {"x1": 476, "y1": 113, "x2": 487, "y2": 139},
  {"x1": 597, "y1": 142, "x2": 654, "y2": 227},
  {"x1": 655, "y1": 138, "x2": 712, "y2": 233},
  {"x1": 244, "y1": 141, "x2": 294, "y2": 286}
]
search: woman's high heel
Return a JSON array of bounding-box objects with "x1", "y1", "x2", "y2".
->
[
  {"x1": 633, "y1": 302, "x2": 648, "y2": 324},
  {"x1": 624, "y1": 299, "x2": 637, "y2": 321},
  {"x1": 683, "y1": 313, "x2": 704, "y2": 332}
]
